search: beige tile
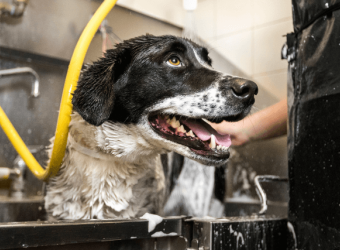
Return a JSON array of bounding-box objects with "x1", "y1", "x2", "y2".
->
[
  {"x1": 205, "y1": 37, "x2": 216, "y2": 47},
  {"x1": 215, "y1": 0, "x2": 253, "y2": 37},
  {"x1": 253, "y1": 0, "x2": 293, "y2": 26},
  {"x1": 195, "y1": 0, "x2": 215, "y2": 39},
  {"x1": 253, "y1": 71, "x2": 288, "y2": 100},
  {"x1": 253, "y1": 20, "x2": 293, "y2": 75},
  {"x1": 117, "y1": 0, "x2": 185, "y2": 27},
  {"x1": 212, "y1": 30, "x2": 253, "y2": 75}
]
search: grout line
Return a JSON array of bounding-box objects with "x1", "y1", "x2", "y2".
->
[
  {"x1": 254, "y1": 17, "x2": 292, "y2": 30},
  {"x1": 214, "y1": 27, "x2": 253, "y2": 41},
  {"x1": 213, "y1": 0, "x2": 217, "y2": 39},
  {"x1": 251, "y1": 0, "x2": 255, "y2": 76},
  {"x1": 213, "y1": 17, "x2": 292, "y2": 41},
  {"x1": 256, "y1": 82, "x2": 287, "y2": 100},
  {"x1": 252, "y1": 68, "x2": 287, "y2": 78}
]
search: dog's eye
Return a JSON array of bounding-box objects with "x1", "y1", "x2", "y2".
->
[{"x1": 167, "y1": 57, "x2": 182, "y2": 67}]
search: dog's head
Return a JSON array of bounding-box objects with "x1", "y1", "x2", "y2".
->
[{"x1": 73, "y1": 35, "x2": 257, "y2": 166}]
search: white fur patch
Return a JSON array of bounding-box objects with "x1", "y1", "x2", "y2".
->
[
  {"x1": 146, "y1": 84, "x2": 237, "y2": 118},
  {"x1": 45, "y1": 114, "x2": 165, "y2": 220},
  {"x1": 187, "y1": 42, "x2": 213, "y2": 70}
]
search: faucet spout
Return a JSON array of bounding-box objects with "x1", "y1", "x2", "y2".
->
[
  {"x1": 0, "y1": 0, "x2": 28, "y2": 17},
  {"x1": 0, "y1": 67, "x2": 40, "y2": 97}
]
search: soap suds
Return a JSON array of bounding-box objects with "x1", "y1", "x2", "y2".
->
[
  {"x1": 151, "y1": 232, "x2": 178, "y2": 237},
  {"x1": 140, "y1": 213, "x2": 163, "y2": 232}
]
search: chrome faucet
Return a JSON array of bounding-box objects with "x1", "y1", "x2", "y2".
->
[
  {"x1": 0, "y1": 145, "x2": 43, "y2": 198},
  {"x1": 254, "y1": 175, "x2": 288, "y2": 215},
  {"x1": 0, "y1": 67, "x2": 40, "y2": 97},
  {"x1": 0, "y1": 0, "x2": 28, "y2": 17}
]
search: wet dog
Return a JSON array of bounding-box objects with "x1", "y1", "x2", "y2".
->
[{"x1": 45, "y1": 35, "x2": 257, "y2": 220}]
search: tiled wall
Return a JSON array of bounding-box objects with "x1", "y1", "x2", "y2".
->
[
  {"x1": 118, "y1": 0, "x2": 294, "y2": 100},
  {"x1": 196, "y1": 0, "x2": 294, "y2": 100}
]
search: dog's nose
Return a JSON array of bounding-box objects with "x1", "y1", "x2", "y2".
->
[{"x1": 230, "y1": 79, "x2": 258, "y2": 104}]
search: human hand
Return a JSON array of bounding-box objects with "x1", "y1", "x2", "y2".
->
[
  {"x1": 210, "y1": 98, "x2": 288, "y2": 146},
  {"x1": 210, "y1": 120, "x2": 250, "y2": 146}
]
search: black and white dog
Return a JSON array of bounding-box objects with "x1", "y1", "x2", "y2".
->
[{"x1": 45, "y1": 35, "x2": 257, "y2": 220}]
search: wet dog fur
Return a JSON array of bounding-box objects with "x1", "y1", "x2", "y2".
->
[{"x1": 45, "y1": 35, "x2": 257, "y2": 220}]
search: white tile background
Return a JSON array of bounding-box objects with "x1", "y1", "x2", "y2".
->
[{"x1": 117, "y1": 0, "x2": 294, "y2": 100}]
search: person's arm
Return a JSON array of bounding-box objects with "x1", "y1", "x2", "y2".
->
[{"x1": 211, "y1": 98, "x2": 288, "y2": 146}]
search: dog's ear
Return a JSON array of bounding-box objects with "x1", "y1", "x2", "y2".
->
[{"x1": 72, "y1": 48, "x2": 131, "y2": 126}]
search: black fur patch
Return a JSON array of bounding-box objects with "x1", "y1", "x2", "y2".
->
[
  {"x1": 72, "y1": 34, "x2": 257, "y2": 126},
  {"x1": 73, "y1": 35, "x2": 218, "y2": 125},
  {"x1": 72, "y1": 47, "x2": 131, "y2": 126}
]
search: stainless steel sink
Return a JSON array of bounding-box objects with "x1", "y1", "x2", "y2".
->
[
  {"x1": 0, "y1": 215, "x2": 287, "y2": 250},
  {"x1": 0, "y1": 196, "x2": 45, "y2": 222}
]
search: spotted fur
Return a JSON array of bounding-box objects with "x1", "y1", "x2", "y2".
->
[{"x1": 45, "y1": 35, "x2": 257, "y2": 220}]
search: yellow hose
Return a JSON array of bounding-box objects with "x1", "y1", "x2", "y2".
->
[{"x1": 0, "y1": 0, "x2": 118, "y2": 180}]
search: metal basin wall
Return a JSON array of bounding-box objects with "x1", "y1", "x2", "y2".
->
[{"x1": 0, "y1": 196, "x2": 45, "y2": 222}]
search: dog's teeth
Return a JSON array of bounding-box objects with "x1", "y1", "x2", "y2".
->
[
  {"x1": 175, "y1": 122, "x2": 181, "y2": 128},
  {"x1": 169, "y1": 117, "x2": 180, "y2": 128},
  {"x1": 209, "y1": 134, "x2": 216, "y2": 149},
  {"x1": 217, "y1": 145, "x2": 221, "y2": 150},
  {"x1": 177, "y1": 125, "x2": 186, "y2": 133},
  {"x1": 186, "y1": 130, "x2": 195, "y2": 137},
  {"x1": 166, "y1": 118, "x2": 171, "y2": 124},
  {"x1": 202, "y1": 118, "x2": 209, "y2": 124}
]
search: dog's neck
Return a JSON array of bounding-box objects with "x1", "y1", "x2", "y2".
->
[
  {"x1": 69, "y1": 113, "x2": 164, "y2": 164},
  {"x1": 45, "y1": 113, "x2": 165, "y2": 220}
]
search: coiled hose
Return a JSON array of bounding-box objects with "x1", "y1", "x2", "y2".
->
[{"x1": 0, "y1": 0, "x2": 118, "y2": 180}]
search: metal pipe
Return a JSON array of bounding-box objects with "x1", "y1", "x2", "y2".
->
[
  {"x1": 0, "y1": 167, "x2": 20, "y2": 180},
  {"x1": 0, "y1": 67, "x2": 40, "y2": 97},
  {"x1": 254, "y1": 175, "x2": 288, "y2": 215},
  {"x1": 0, "y1": 145, "x2": 42, "y2": 181},
  {"x1": 0, "y1": 0, "x2": 28, "y2": 17},
  {"x1": 0, "y1": 2, "x2": 12, "y2": 15}
]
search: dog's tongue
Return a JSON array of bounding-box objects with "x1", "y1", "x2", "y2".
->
[{"x1": 181, "y1": 119, "x2": 231, "y2": 147}]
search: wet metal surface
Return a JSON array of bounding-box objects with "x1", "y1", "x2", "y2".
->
[
  {"x1": 0, "y1": 215, "x2": 287, "y2": 250},
  {"x1": 190, "y1": 216, "x2": 287, "y2": 250},
  {"x1": 0, "y1": 216, "x2": 184, "y2": 249},
  {"x1": 225, "y1": 200, "x2": 288, "y2": 218},
  {"x1": 0, "y1": 196, "x2": 45, "y2": 222}
]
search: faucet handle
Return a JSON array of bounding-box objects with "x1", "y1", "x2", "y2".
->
[
  {"x1": 9, "y1": 145, "x2": 42, "y2": 198},
  {"x1": 0, "y1": 167, "x2": 20, "y2": 180}
]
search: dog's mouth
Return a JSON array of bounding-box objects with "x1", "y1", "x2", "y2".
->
[{"x1": 148, "y1": 114, "x2": 232, "y2": 158}]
